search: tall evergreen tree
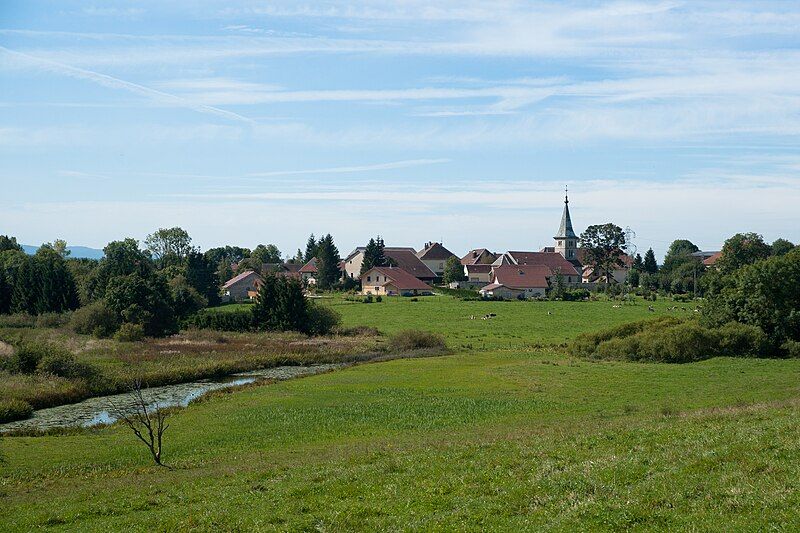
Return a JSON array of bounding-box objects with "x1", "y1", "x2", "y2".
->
[
  {"x1": 252, "y1": 273, "x2": 280, "y2": 330},
  {"x1": 303, "y1": 234, "x2": 318, "y2": 263},
  {"x1": 35, "y1": 247, "x2": 80, "y2": 313},
  {"x1": 0, "y1": 271, "x2": 10, "y2": 314},
  {"x1": 186, "y1": 251, "x2": 220, "y2": 307},
  {"x1": 633, "y1": 253, "x2": 644, "y2": 271},
  {"x1": 11, "y1": 257, "x2": 42, "y2": 314},
  {"x1": 315, "y1": 234, "x2": 341, "y2": 290},
  {"x1": 643, "y1": 248, "x2": 658, "y2": 274}
]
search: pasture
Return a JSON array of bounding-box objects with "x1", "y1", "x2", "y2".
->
[{"x1": 2, "y1": 295, "x2": 799, "y2": 530}]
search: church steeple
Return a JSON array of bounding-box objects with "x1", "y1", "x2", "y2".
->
[{"x1": 554, "y1": 186, "x2": 578, "y2": 260}]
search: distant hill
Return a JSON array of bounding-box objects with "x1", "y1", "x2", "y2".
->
[{"x1": 22, "y1": 245, "x2": 104, "y2": 260}]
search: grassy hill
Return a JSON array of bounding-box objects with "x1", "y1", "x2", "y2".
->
[{"x1": 2, "y1": 296, "x2": 799, "y2": 530}]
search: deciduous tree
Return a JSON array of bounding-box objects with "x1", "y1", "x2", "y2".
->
[{"x1": 579, "y1": 223, "x2": 627, "y2": 286}]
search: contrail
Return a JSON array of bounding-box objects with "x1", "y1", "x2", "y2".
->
[{"x1": 0, "y1": 46, "x2": 254, "y2": 124}]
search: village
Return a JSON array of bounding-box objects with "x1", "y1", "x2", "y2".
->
[{"x1": 221, "y1": 192, "x2": 722, "y2": 302}]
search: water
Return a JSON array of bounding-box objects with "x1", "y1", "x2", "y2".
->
[{"x1": 0, "y1": 364, "x2": 345, "y2": 433}]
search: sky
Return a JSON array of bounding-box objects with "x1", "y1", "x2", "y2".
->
[{"x1": 1, "y1": 1, "x2": 799, "y2": 260}]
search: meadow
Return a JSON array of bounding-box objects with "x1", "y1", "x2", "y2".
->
[{"x1": 2, "y1": 295, "x2": 799, "y2": 530}]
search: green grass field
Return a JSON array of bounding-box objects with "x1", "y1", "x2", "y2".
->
[{"x1": 2, "y1": 296, "x2": 799, "y2": 530}]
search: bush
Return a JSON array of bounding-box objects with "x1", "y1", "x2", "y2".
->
[
  {"x1": 435, "y1": 286, "x2": 480, "y2": 299},
  {"x1": 306, "y1": 304, "x2": 341, "y2": 336},
  {"x1": 0, "y1": 313, "x2": 36, "y2": 328},
  {"x1": 716, "y1": 322, "x2": 768, "y2": 357},
  {"x1": 573, "y1": 318, "x2": 771, "y2": 363},
  {"x1": 388, "y1": 330, "x2": 446, "y2": 352},
  {"x1": 363, "y1": 295, "x2": 373, "y2": 304},
  {"x1": 0, "y1": 398, "x2": 33, "y2": 423},
  {"x1": 5, "y1": 342, "x2": 69, "y2": 374},
  {"x1": 114, "y1": 322, "x2": 145, "y2": 342},
  {"x1": 334, "y1": 325, "x2": 381, "y2": 337},
  {"x1": 183, "y1": 309, "x2": 253, "y2": 332},
  {"x1": 782, "y1": 340, "x2": 800, "y2": 358},
  {"x1": 568, "y1": 316, "x2": 683, "y2": 358},
  {"x1": 35, "y1": 312, "x2": 71, "y2": 328},
  {"x1": 69, "y1": 300, "x2": 119, "y2": 338},
  {"x1": 375, "y1": 295, "x2": 383, "y2": 302},
  {"x1": 36, "y1": 349, "x2": 96, "y2": 379},
  {"x1": 563, "y1": 288, "x2": 591, "y2": 301}
]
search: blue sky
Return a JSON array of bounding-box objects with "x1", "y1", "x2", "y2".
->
[{"x1": 2, "y1": 1, "x2": 799, "y2": 259}]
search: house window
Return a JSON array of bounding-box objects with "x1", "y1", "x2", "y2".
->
[{"x1": 367, "y1": 276, "x2": 371, "y2": 282}]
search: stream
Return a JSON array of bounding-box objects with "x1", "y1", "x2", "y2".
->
[{"x1": 0, "y1": 363, "x2": 345, "y2": 433}]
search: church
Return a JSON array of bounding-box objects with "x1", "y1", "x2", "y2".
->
[{"x1": 476, "y1": 190, "x2": 632, "y2": 299}]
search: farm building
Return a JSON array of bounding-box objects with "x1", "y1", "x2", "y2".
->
[{"x1": 222, "y1": 270, "x2": 261, "y2": 302}]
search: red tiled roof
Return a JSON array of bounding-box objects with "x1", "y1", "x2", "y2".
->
[
  {"x1": 416, "y1": 242, "x2": 456, "y2": 261},
  {"x1": 222, "y1": 270, "x2": 260, "y2": 289},
  {"x1": 465, "y1": 264, "x2": 492, "y2": 273},
  {"x1": 361, "y1": 267, "x2": 432, "y2": 291},
  {"x1": 461, "y1": 248, "x2": 495, "y2": 265},
  {"x1": 506, "y1": 251, "x2": 580, "y2": 276},
  {"x1": 384, "y1": 249, "x2": 436, "y2": 279},
  {"x1": 299, "y1": 258, "x2": 318, "y2": 273},
  {"x1": 703, "y1": 251, "x2": 723, "y2": 266},
  {"x1": 491, "y1": 265, "x2": 552, "y2": 289}
]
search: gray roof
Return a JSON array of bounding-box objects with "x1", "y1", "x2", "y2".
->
[{"x1": 554, "y1": 195, "x2": 577, "y2": 239}]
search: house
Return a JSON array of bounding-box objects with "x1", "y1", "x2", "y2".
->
[
  {"x1": 578, "y1": 249, "x2": 634, "y2": 284},
  {"x1": 479, "y1": 265, "x2": 551, "y2": 299},
  {"x1": 360, "y1": 266, "x2": 433, "y2": 296},
  {"x1": 299, "y1": 258, "x2": 318, "y2": 285},
  {"x1": 492, "y1": 251, "x2": 582, "y2": 284},
  {"x1": 416, "y1": 242, "x2": 457, "y2": 278},
  {"x1": 342, "y1": 247, "x2": 436, "y2": 282},
  {"x1": 221, "y1": 270, "x2": 261, "y2": 302},
  {"x1": 461, "y1": 248, "x2": 497, "y2": 265},
  {"x1": 464, "y1": 264, "x2": 492, "y2": 284},
  {"x1": 263, "y1": 262, "x2": 302, "y2": 279},
  {"x1": 693, "y1": 250, "x2": 722, "y2": 268}
]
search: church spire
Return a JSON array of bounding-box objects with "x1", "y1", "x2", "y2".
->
[{"x1": 555, "y1": 186, "x2": 576, "y2": 239}]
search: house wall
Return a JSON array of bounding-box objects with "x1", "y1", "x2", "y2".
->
[
  {"x1": 224, "y1": 276, "x2": 259, "y2": 302},
  {"x1": 465, "y1": 266, "x2": 492, "y2": 283},
  {"x1": 343, "y1": 252, "x2": 364, "y2": 280},
  {"x1": 420, "y1": 258, "x2": 447, "y2": 277}
]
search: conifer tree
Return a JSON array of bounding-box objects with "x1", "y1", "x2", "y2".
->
[
  {"x1": 643, "y1": 248, "x2": 658, "y2": 274},
  {"x1": 315, "y1": 234, "x2": 341, "y2": 290},
  {"x1": 303, "y1": 234, "x2": 318, "y2": 263}
]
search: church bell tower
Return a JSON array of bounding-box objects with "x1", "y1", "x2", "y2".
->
[{"x1": 554, "y1": 187, "x2": 578, "y2": 261}]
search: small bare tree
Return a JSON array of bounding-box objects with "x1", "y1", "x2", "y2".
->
[{"x1": 109, "y1": 379, "x2": 170, "y2": 467}]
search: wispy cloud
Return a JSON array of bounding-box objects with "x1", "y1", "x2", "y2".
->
[{"x1": 0, "y1": 46, "x2": 254, "y2": 123}]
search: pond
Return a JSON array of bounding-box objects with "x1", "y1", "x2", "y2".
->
[{"x1": 0, "y1": 364, "x2": 345, "y2": 433}]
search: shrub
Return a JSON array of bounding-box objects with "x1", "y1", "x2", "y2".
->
[
  {"x1": 306, "y1": 304, "x2": 341, "y2": 336},
  {"x1": 36, "y1": 349, "x2": 96, "y2": 379},
  {"x1": 568, "y1": 316, "x2": 683, "y2": 358},
  {"x1": 388, "y1": 329, "x2": 446, "y2": 352},
  {"x1": 183, "y1": 309, "x2": 253, "y2": 332},
  {"x1": 334, "y1": 325, "x2": 381, "y2": 337},
  {"x1": 782, "y1": 340, "x2": 800, "y2": 358},
  {"x1": 0, "y1": 398, "x2": 33, "y2": 423},
  {"x1": 375, "y1": 295, "x2": 383, "y2": 302},
  {"x1": 114, "y1": 322, "x2": 145, "y2": 342},
  {"x1": 563, "y1": 288, "x2": 591, "y2": 301},
  {"x1": 716, "y1": 322, "x2": 769, "y2": 357},
  {"x1": 573, "y1": 319, "x2": 771, "y2": 363},
  {"x1": 69, "y1": 300, "x2": 119, "y2": 338},
  {"x1": 35, "y1": 312, "x2": 71, "y2": 328},
  {"x1": 5, "y1": 342, "x2": 74, "y2": 374},
  {"x1": 363, "y1": 295, "x2": 373, "y2": 304},
  {"x1": 0, "y1": 313, "x2": 36, "y2": 328}
]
